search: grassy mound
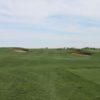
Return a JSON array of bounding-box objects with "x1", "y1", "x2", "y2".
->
[{"x1": 67, "y1": 48, "x2": 92, "y2": 56}]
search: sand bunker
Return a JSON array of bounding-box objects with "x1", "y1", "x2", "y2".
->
[{"x1": 13, "y1": 48, "x2": 29, "y2": 53}]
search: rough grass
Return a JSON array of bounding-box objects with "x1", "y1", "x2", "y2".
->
[{"x1": 0, "y1": 48, "x2": 100, "y2": 100}]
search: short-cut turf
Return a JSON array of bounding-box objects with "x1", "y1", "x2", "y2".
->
[{"x1": 0, "y1": 48, "x2": 100, "y2": 100}]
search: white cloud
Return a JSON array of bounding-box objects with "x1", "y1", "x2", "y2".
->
[
  {"x1": 0, "y1": 0, "x2": 100, "y2": 23},
  {"x1": 0, "y1": 29, "x2": 99, "y2": 41},
  {"x1": 0, "y1": 30, "x2": 100, "y2": 48},
  {"x1": 0, "y1": 0, "x2": 100, "y2": 48}
]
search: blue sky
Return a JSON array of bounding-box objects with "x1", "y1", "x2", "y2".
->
[{"x1": 0, "y1": 0, "x2": 100, "y2": 48}]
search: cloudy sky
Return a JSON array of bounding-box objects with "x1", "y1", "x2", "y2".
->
[{"x1": 0, "y1": 0, "x2": 100, "y2": 48}]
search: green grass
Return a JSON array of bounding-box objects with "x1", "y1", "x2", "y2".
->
[{"x1": 0, "y1": 48, "x2": 100, "y2": 100}]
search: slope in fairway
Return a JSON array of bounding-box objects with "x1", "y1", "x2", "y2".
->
[{"x1": 0, "y1": 48, "x2": 100, "y2": 100}]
